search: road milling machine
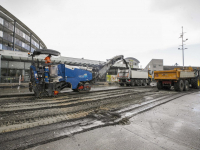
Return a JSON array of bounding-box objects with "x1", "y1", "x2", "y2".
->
[
  {"x1": 154, "y1": 67, "x2": 200, "y2": 91},
  {"x1": 28, "y1": 49, "x2": 124, "y2": 97}
]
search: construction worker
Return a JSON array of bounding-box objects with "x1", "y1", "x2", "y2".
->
[{"x1": 44, "y1": 54, "x2": 51, "y2": 64}]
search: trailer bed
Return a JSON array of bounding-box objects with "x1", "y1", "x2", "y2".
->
[{"x1": 154, "y1": 69, "x2": 195, "y2": 80}]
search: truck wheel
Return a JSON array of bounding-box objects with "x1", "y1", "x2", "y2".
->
[
  {"x1": 147, "y1": 79, "x2": 151, "y2": 85},
  {"x1": 140, "y1": 80, "x2": 143, "y2": 86},
  {"x1": 191, "y1": 77, "x2": 200, "y2": 89},
  {"x1": 120, "y1": 83, "x2": 124, "y2": 86},
  {"x1": 157, "y1": 81, "x2": 163, "y2": 90},
  {"x1": 135, "y1": 80, "x2": 138, "y2": 86},
  {"x1": 174, "y1": 80, "x2": 184, "y2": 91},
  {"x1": 183, "y1": 80, "x2": 189, "y2": 91},
  {"x1": 76, "y1": 82, "x2": 84, "y2": 92},
  {"x1": 142, "y1": 80, "x2": 147, "y2": 86},
  {"x1": 139, "y1": 80, "x2": 142, "y2": 86},
  {"x1": 131, "y1": 81, "x2": 135, "y2": 86}
]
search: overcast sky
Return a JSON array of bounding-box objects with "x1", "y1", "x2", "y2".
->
[{"x1": 1, "y1": 0, "x2": 200, "y2": 67}]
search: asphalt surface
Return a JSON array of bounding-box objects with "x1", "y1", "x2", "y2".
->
[
  {"x1": 0, "y1": 83, "x2": 119, "y2": 96},
  {"x1": 28, "y1": 91, "x2": 200, "y2": 150}
]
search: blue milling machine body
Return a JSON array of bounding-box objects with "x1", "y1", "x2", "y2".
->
[
  {"x1": 29, "y1": 49, "x2": 125, "y2": 97},
  {"x1": 57, "y1": 64, "x2": 93, "y2": 89}
]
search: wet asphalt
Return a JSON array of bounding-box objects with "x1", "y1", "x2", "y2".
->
[
  {"x1": 27, "y1": 91, "x2": 200, "y2": 150},
  {"x1": 0, "y1": 84, "x2": 120, "y2": 96}
]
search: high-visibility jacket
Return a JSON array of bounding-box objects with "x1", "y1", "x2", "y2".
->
[{"x1": 44, "y1": 56, "x2": 51, "y2": 63}]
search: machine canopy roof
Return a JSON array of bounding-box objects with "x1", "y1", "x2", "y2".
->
[{"x1": 32, "y1": 49, "x2": 61, "y2": 57}]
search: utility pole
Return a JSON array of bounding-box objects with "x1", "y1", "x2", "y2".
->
[{"x1": 178, "y1": 26, "x2": 188, "y2": 69}]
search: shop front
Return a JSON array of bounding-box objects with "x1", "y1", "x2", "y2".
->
[{"x1": 1, "y1": 60, "x2": 31, "y2": 83}]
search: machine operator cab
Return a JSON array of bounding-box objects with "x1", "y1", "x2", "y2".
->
[{"x1": 28, "y1": 49, "x2": 61, "y2": 97}]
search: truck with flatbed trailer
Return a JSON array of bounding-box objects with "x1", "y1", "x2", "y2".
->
[{"x1": 154, "y1": 67, "x2": 200, "y2": 91}]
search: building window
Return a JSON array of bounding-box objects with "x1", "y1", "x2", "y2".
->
[
  {"x1": 15, "y1": 48, "x2": 19, "y2": 51},
  {"x1": 25, "y1": 62, "x2": 31, "y2": 70},
  {"x1": 9, "y1": 61, "x2": 24, "y2": 69},
  {"x1": 25, "y1": 44, "x2": 30, "y2": 51},
  {"x1": 4, "y1": 20, "x2": 9, "y2": 28},
  {"x1": 153, "y1": 64, "x2": 156, "y2": 68},
  {"x1": 8, "y1": 23, "x2": 14, "y2": 31},
  {"x1": 0, "y1": 60, "x2": 31, "y2": 83},
  {"x1": 0, "y1": 30, "x2": 3, "y2": 37},
  {"x1": 3, "y1": 32, "x2": 13, "y2": 42},
  {"x1": 1, "y1": 61, "x2": 8, "y2": 68},
  {"x1": 25, "y1": 34, "x2": 30, "y2": 41},
  {"x1": 16, "y1": 28, "x2": 22, "y2": 36},
  {"x1": 31, "y1": 47, "x2": 35, "y2": 52},
  {"x1": 24, "y1": 70, "x2": 30, "y2": 82},
  {"x1": 35, "y1": 42, "x2": 39, "y2": 48},
  {"x1": 23, "y1": 33, "x2": 25, "y2": 38},
  {"x1": 0, "y1": 17, "x2": 3, "y2": 25}
]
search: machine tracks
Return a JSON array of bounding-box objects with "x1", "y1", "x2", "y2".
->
[{"x1": 0, "y1": 87, "x2": 198, "y2": 150}]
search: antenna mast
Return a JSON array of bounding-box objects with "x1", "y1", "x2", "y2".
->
[{"x1": 178, "y1": 26, "x2": 188, "y2": 69}]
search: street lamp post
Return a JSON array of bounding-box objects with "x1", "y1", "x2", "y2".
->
[{"x1": 178, "y1": 26, "x2": 188, "y2": 69}]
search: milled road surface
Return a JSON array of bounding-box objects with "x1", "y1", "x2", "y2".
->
[
  {"x1": 0, "y1": 86, "x2": 199, "y2": 150},
  {"x1": 28, "y1": 91, "x2": 200, "y2": 150}
]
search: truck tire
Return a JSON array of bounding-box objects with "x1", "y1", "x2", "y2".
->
[
  {"x1": 135, "y1": 80, "x2": 138, "y2": 86},
  {"x1": 130, "y1": 81, "x2": 135, "y2": 86},
  {"x1": 142, "y1": 80, "x2": 147, "y2": 86},
  {"x1": 183, "y1": 80, "x2": 189, "y2": 91},
  {"x1": 191, "y1": 77, "x2": 200, "y2": 89},
  {"x1": 138, "y1": 80, "x2": 142, "y2": 86},
  {"x1": 147, "y1": 79, "x2": 151, "y2": 85},
  {"x1": 174, "y1": 80, "x2": 184, "y2": 91},
  {"x1": 157, "y1": 81, "x2": 163, "y2": 90}
]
